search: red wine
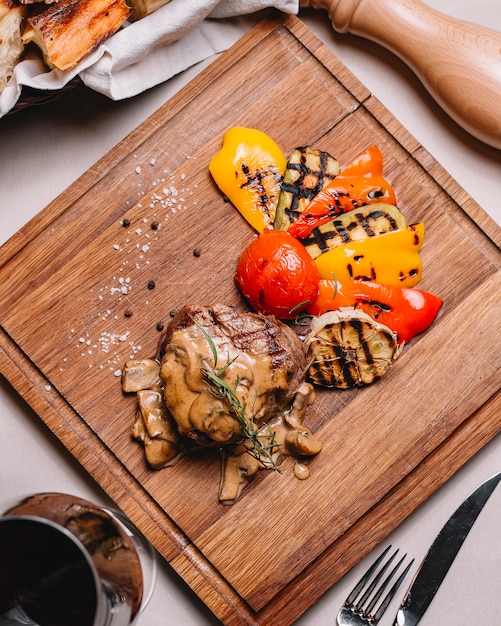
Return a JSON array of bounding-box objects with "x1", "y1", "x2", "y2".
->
[
  {"x1": 1, "y1": 494, "x2": 145, "y2": 626},
  {"x1": 0, "y1": 518, "x2": 97, "y2": 626}
]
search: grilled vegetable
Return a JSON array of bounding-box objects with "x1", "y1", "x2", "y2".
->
[
  {"x1": 341, "y1": 144, "x2": 386, "y2": 177},
  {"x1": 273, "y1": 146, "x2": 339, "y2": 231},
  {"x1": 304, "y1": 308, "x2": 401, "y2": 389},
  {"x1": 306, "y1": 279, "x2": 443, "y2": 344},
  {"x1": 208, "y1": 127, "x2": 286, "y2": 233},
  {"x1": 288, "y1": 146, "x2": 396, "y2": 239},
  {"x1": 235, "y1": 229, "x2": 320, "y2": 320},
  {"x1": 315, "y1": 222, "x2": 424, "y2": 288},
  {"x1": 300, "y1": 203, "x2": 408, "y2": 259}
]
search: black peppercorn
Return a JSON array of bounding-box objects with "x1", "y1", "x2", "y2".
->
[
  {"x1": 147, "y1": 280, "x2": 156, "y2": 290},
  {"x1": 124, "y1": 309, "x2": 133, "y2": 318},
  {"x1": 122, "y1": 218, "x2": 130, "y2": 228}
]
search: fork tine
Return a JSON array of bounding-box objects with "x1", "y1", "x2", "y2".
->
[
  {"x1": 359, "y1": 548, "x2": 399, "y2": 609},
  {"x1": 346, "y1": 545, "x2": 393, "y2": 605},
  {"x1": 370, "y1": 553, "x2": 414, "y2": 621},
  {"x1": 342, "y1": 545, "x2": 414, "y2": 625}
]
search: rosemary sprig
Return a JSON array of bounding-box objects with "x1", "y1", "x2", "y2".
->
[
  {"x1": 288, "y1": 300, "x2": 310, "y2": 316},
  {"x1": 194, "y1": 320, "x2": 282, "y2": 472}
]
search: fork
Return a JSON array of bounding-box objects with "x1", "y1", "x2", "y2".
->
[{"x1": 336, "y1": 545, "x2": 414, "y2": 626}]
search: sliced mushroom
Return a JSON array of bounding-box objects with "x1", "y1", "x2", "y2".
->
[
  {"x1": 284, "y1": 428, "x2": 322, "y2": 456},
  {"x1": 122, "y1": 359, "x2": 161, "y2": 393},
  {"x1": 284, "y1": 382, "x2": 316, "y2": 429},
  {"x1": 219, "y1": 444, "x2": 261, "y2": 505},
  {"x1": 132, "y1": 389, "x2": 184, "y2": 469}
]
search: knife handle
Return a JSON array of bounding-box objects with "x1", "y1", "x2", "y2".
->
[{"x1": 301, "y1": 0, "x2": 501, "y2": 149}]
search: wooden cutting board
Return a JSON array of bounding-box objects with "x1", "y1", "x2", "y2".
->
[{"x1": 1, "y1": 15, "x2": 500, "y2": 625}]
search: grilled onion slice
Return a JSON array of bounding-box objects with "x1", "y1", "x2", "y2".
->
[{"x1": 304, "y1": 308, "x2": 401, "y2": 389}]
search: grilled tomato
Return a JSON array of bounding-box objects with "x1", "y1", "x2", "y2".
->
[{"x1": 235, "y1": 229, "x2": 320, "y2": 320}]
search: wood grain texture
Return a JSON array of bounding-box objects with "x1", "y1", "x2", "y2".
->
[
  {"x1": 0, "y1": 15, "x2": 500, "y2": 625},
  {"x1": 303, "y1": 0, "x2": 501, "y2": 148}
]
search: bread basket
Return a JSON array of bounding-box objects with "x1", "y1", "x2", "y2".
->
[{"x1": 8, "y1": 77, "x2": 82, "y2": 115}]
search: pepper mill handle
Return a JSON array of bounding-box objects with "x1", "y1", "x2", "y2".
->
[{"x1": 300, "y1": 0, "x2": 501, "y2": 149}]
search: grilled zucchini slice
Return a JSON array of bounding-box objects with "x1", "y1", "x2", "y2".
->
[
  {"x1": 274, "y1": 146, "x2": 339, "y2": 230},
  {"x1": 301, "y1": 203, "x2": 408, "y2": 259}
]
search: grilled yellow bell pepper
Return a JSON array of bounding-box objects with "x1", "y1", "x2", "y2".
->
[
  {"x1": 314, "y1": 223, "x2": 424, "y2": 287},
  {"x1": 209, "y1": 127, "x2": 287, "y2": 232}
]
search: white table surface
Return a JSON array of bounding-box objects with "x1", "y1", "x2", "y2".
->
[{"x1": 1, "y1": 2, "x2": 500, "y2": 625}]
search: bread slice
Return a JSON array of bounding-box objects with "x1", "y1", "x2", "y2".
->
[
  {"x1": 0, "y1": 0, "x2": 15, "y2": 19},
  {"x1": 22, "y1": 0, "x2": 130, "y2": 71},
  {"x1": 127, "y1": 0, "x2": 170, "y2": 21},
  {"x1": 0, "y1": 3, "x2": 26, "y2": 92}
]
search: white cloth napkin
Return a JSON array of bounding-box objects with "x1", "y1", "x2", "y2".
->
[{"x1": 0, "y1": 0, "x2": 298, "y2": 116}]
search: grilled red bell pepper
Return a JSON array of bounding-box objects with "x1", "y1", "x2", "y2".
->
[
  {"x1": 288, "y1": 146, "x2": 396, "y2": 239},
  {"x1": 305, "y1": 279, "x2": 442, "y2": 344}
]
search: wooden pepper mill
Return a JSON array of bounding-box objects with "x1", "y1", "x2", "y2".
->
[{"x1": 302, "y1": 0, "x2": 501, "y2": 149}]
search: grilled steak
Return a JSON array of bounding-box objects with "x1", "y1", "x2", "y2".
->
[
  {"x1": 124, "y1": 303, "x2": 321, "y2": 503},
  {"x1": 157, "y1": 304, "x2": 307, "y2": 444}
]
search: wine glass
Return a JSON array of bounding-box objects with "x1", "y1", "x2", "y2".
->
[{"x1": 0, "y1": 493, "x2": 157, "y2": 626}]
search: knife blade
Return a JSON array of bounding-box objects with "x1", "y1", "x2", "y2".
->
[{"x1": 393, "y1": 471, "x2": 501, "y2": 626}]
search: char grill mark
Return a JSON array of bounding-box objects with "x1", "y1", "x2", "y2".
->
[
  {"x1": 301, "y1": 208, "x2": 402, "y2": 255},
  {"x1": 305, "y1": 309, "x2": 399, "y2": 389},
  {"x1": 281, "y1": 147, "x2": 339, "y2": 225},
  {"x1": 158, "y1": 304, "x2": 306, "y2": 393}
]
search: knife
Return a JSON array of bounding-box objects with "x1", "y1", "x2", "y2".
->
[{"x1": 393, "y1": 471, "x2": 501, "y2": 626}]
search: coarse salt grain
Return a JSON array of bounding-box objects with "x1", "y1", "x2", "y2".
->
[{"x1": 66, "y1": 162, "x2": 196, "y2": 377}]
